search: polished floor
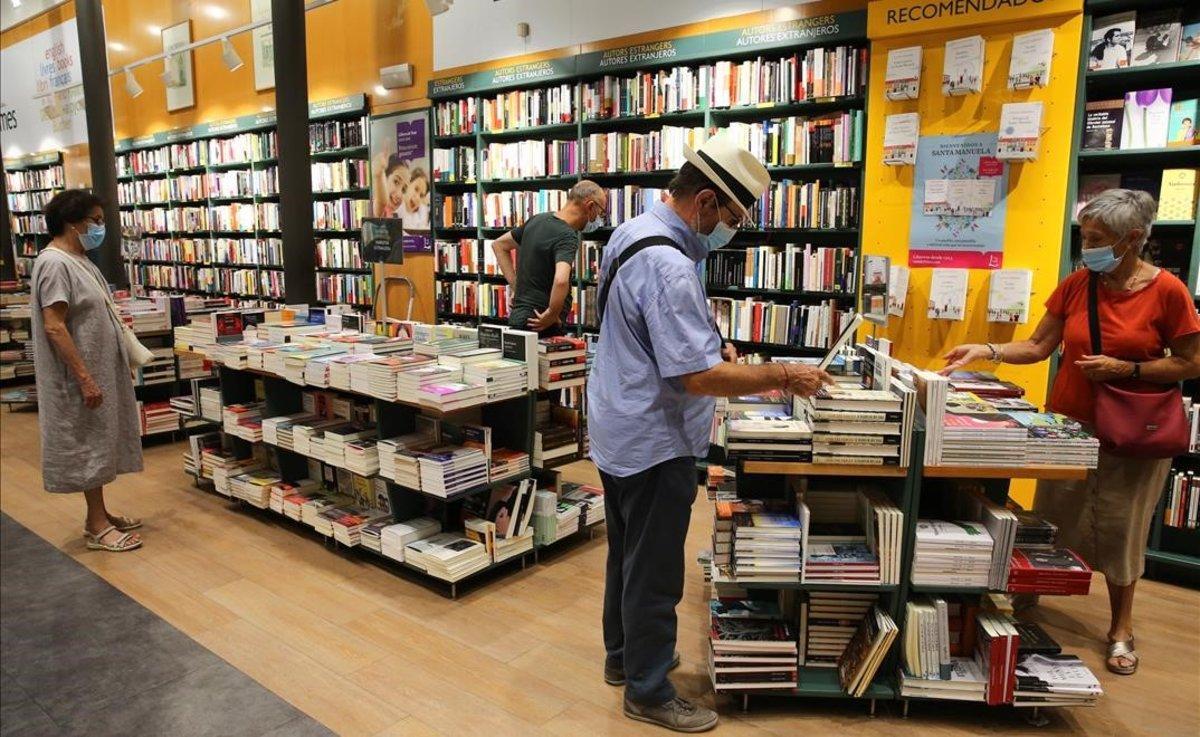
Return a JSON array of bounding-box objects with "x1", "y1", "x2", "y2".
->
[{"x1": 1, "y1": 406, "x2": 1197, "y2": 736}]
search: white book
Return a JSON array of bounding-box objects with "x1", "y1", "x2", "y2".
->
[
  {"x1": 927, "y1": 268, "x2": 968, "y2": 321},
  {"x1": 888, "y1": 265, "x2": 910, "y2": 317},
  {"x1": 1121, "y1": 88, "x2": 1172, "y2": 149},
  {"x1": 1008, "y1": 29, "x2": 1054, "y2": 89},
  {"x1": 997, "y1": 102, "x2": 1044, "y2": 161},
  {"x1": 942, "y1": 36, "x2": 984, "y2": 96},
  {"x1": 1088, "y1": 11, "x2": 1135, "y2": 71},
  {"x1": 987, "y1": 269, "x2": 1033, "y2": 324},
  {"x1": 885, "y1": 46, "x2": 922, "y2": 100},
  {"x1": 883, "y1": 112, "x2": 920, "y2": 166}
]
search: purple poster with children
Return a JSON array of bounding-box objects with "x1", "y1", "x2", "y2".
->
[{"x1": 369, "y1": 109, "x2": 432, "y2": 252}]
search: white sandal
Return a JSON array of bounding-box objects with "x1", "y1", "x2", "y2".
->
[
  {"x1": 83, "y1": 525, "x2": 142, "y2": 552},
  {"x1": 1106, "y1": 638, "x2": 1138, "y2": 676}
]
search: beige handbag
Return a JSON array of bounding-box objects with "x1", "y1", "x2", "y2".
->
[{"x1": 59, "y1": 251, "x2": 155, "y2": 368}]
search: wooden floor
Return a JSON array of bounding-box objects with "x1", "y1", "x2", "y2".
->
[{"x1": 1, "y1": 406, "x2": 1197, "y2": 737}]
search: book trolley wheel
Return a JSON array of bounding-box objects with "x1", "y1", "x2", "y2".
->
[{"x1": 1025, "y1": 706, "x2": 1050, "y2": 728}]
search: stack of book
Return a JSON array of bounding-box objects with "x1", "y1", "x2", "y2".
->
[
  {"x1": 379, "y1": 516, "x2": 441, "y2": 563},
  {"x1": 1009, "y1": 412, "x2": 1100, "y2": 468},
  {"x1": 726, "y1": 416, "x2": 812, "y2": 461},
  {"x1": 712, "y1": 501, "x2": 738, "y2": 572},
  {"x1": 537, "y1": 336, "x2": 587, "y2": 390},
  {"x1": 343, "y1": 438, "x2": 380, "y2": 477},
  {"x1": 359, "y1": 518, "x2": 393, "y2": 555},
  {"x1": 404, "y1": 533, "x2": 491, "y2": 582},
  {"x1": 799, "y1": 487, "x2": 901, "y2": 585},
  {"x1": 138, "y1": 401, "x2": 179, "y2": 435},
  {"x1": 533, "y1": 401, "x2": 580, "y2": 467},
  {"x1": 1013, "y1": 654, "x2": 1103, "y2": 707},
  {"x1": 378, "y1": 429, "x2": 439, "y2": 488},
  {"x1": 1007, "y1": 548, "x2": 1093, "y2": 596},
  {"x1": 228, "y1": 470, "x2": 282, "y2": 508},
  {"x1": 395, "y1": 365, "x2": 462, "y2": 402},
  {"x1": 940, "y1": 404, "x2": 1026, "y2": 467},
  {"x1": 348, "y1": 356, "x2": 410, "y2": 401},
  {"x1": 902, "y1": 595, "x2": 954, "y2": 682},
  {"x1": 951, "y1": 489, "x2": 1018, "y2": 590},
  {"x1": 708, "y1": 598, "x2": 798, "y2": 692},
  {"x1": 315, "y1": 423, "x2": 376, "y2": 468},
  {"x1": 279, "y1": 486, "x2": 322, "y2": 522},
  {"x1": 732, "y1": 504, "x2": 803, "y2": 582},
  {"x1": 488, "y1": 447, "x2": 530, "y2": 482},
  {"x1": 561, "y1": 482, "x2": 605, "y2": 527},
  {"x1": 837, "y1": 606, "x2": 900, "y2": 697},
  {"x1": 911, "y1": 520, "x2": 995, "y2": 588},
  {"x1": 222, "y1": 402, "x2": 265, "y2": 442},
  {"x1": 804, "y1": 388, "x2": 904, "y2": 466},
  {"x1": 331, "y1": 509, "x2": 388, "y2": 547},
  {"x1": 199, "y1": 387, "x2": 223, "y2": 421},
  {"x1": 417, "y1": 381, "x2": 487, "y2": 411},
  {"x1": 1012, "y1": 509, "x2": 1058, "y2": 549},
  {"x1": 327, "y1": 354, "x2": 383, "y2": 391},
  {"x1": 533, "y1": 490, "x2": 581, "y2": 546},
  {"x1": 261, "y1": 412, "x2": 317, "y2": 448},
  {"x1": 900, "y1": 657, "x2": 987, "y2": 702},
  {"x1": 417, "y1": 445, "x2": 489, "y2": 498},
  {"x1": 462, "y1": 358, "x2": 529, "y2": 402},
  {"x1": 268, "y1": 478, "x2": 322, "y2": 515},
  {"x1": 414, "y1": 326, "x2": 478, "y2": 357},
  {"x1": 976, "y1": 611, "x2": 1020, "y2": 705},
  {"x1": 800, "y1": 592, "x2": 878, "y2": 668},
  {"x1": 706, "y1": 465, "x2": 738, "y2": 502}
]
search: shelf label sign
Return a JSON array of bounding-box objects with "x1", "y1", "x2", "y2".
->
[
  {"x1": 431, "y1": 57, "x2": 577, "y2": 97},
  {"x1": 705, "y1": 12, "x2": 866, "y2": 55},
  {"x1": 868, "y1": 0, "x2": 1079, "y2": 38}
]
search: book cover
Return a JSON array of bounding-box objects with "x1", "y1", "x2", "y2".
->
[
  {"x1": 1167, "y1": 99, "x2": 1198, "y2": 147},
  {"x1": 1182, "y1": 22, "x2": 1200, "y2": 61},
  {"x1": 1121, "y1": 88, "x2": 1173, "y2": 149},
  {"x1": 1082, "y1": 99, "x2": 1124, "y2": 150},
  {"x1": 885, "y1": 46, "x2": 922, "y2": 100},
  {"x1": 927, "y1": 268, "x2": 969, "y2": 321},
  {"x1": 1088, "y1": 11, "x2": 1135, "y2": 70},
  {"x1": 1131, "y1": 8, "x2": 1182, "y2": 67},
  {"x1": 1008, "y1": 28, "x2": 1054, "y2": 89},
  {"x1": 1156, "y1": 169, "x2": 1198, "y2": 220},
  {"x1": 887, "y1": 264, "x2": 910, "y2": 317},
  {"x1": 883, "y1": 112, "x2": 920, "y2": 165},
  {"x1": 986, "y1": 269, "x2": 1033, "y2": 323},
  {"x1": 996, "y1": 102, "x2": 1044, "y2": 160},
  {"x1": 942, "y1": 36, "x2": 984, "y2": 95},
  {"x1": 1075, "y1": 173, "x2": 1121, "y2": 217}
]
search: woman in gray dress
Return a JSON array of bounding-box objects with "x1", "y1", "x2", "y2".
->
[{"x1": 31, "y1": 190, "x2": 144, "y2": 552}]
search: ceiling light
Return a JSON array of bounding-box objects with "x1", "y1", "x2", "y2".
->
[
  {"x1": 373, "y1": 84, "x2": 389, "y2": 97},
  {"x1": 11, "y1": 0, "x2": 23, "y2": 9},
  {"x1": 220, "y1": 36, "x2": 243, "y2": 71},
  {"x1": 425, "y1": 0, "x2": 454, "y2": 16},
  {"x1": 124, "y1": 67, "x2": 143, "y2": 98},
  {"x1": 203, "y1": 4, "x2": 229, "y2": 20},
  {"x1": 108, "y1": 41, "x2": 128, "y2": 53},
  {"x1": 147, "y1": 24, "x2": 162, "y2": 36}
]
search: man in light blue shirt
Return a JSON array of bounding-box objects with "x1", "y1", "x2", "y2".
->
[{"x1": 588, "y1": 135, "x2": 831, "y2": 732}]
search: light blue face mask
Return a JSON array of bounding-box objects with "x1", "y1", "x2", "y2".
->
[
  {"x1": 1081, "y1": 243, "x2": 1122, "y2": 273},
  {"x1": 582, "y1": 216, "x2": 603, "y2": 234},
  {"x1": 704, "y1": 221, "x2": 737, "y2": 252},
  {"x1": 77, "y1": 222, "x2": 106, "y2": 251}
]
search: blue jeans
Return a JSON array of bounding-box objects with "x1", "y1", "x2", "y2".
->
[{"x1": 600, "y1": 456, "x2": 696, "y2": 706}]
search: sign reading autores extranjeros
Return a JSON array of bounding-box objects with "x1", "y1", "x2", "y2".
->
[
  {"x1": 429, "y1": 9, "x2": 867, "y2": 97},
  {"x1": 868, "y1": 0, "x2": 1080, "y2": 38}
]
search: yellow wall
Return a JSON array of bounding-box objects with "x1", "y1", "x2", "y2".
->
[{"x1": 863, "y1": 0, "x2": 1083, "y2": 503}]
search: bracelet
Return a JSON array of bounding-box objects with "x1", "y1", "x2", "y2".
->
[
  {"x1": 1131, "y1": 361, "x2": 1140, "y2": 380},
  {"x1": 985, "y1": 343, "x2": 1001, "y2": 363}
]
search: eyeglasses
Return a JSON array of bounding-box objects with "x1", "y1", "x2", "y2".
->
[
  {"x1": 716, "y1": 200, "x2": 749, "y2": 229},
  {"x1": 85, "y1": 214, "x2": 105, "y2": 226}
]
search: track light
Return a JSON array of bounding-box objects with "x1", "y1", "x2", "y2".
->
[
  {"x1": 124, "y1": 67, "x2": 143, "y2": 98},
  {"x1": 425, "y1": 0, "x2": 453, "y2": 16},
  {"x1": 220, "y1": 36, "x2": 244, "y2": 72}
]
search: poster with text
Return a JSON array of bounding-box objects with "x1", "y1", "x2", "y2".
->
[
  {"x1": 908, "y1": 133, "x2": 1008, "y2": 269},
  {"x1": 369, "y1": 109, "x2": 431, "y2": 253},
  {"x1": 0, "y1": 17, "x2": 87, "y2": 156}
]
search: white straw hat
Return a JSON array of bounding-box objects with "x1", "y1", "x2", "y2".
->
[{"x1": 682, "y1": 132, "x2": 770, "y2": 219}]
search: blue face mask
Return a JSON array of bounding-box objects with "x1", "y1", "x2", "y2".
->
[
  {"x1": 1081, "y1": 243, "x2": 1122, "y2": 273},
  {"x1": 77, "y1": 222, "x2": 106, "y2": 251},
  {"x1": 704, "y1": 221, "x2": 737, "y2": 252},
  {"x1": 582, "y1": 216, "x2": 602, "y2": 234}
]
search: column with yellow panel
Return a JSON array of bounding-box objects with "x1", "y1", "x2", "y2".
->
[{"x1": 864, "y1": 0, "x2": 1084, "y2": 504}]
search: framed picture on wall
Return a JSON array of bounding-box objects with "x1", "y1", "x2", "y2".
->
[
  {"x1": 250, "y1": 0, "x2": 275, "y2": 91},
  {"x1": 161, "y1": 21, "x2": 195, "y2": 111}
]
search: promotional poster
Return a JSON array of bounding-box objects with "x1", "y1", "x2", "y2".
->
[{"x1": 369, "y1": 110, "x2": 432, "y2": 253}]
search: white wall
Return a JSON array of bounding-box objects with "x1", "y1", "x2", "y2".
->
[{"x1": 433, "y1": 0, "x2": 814, "y2": 71}]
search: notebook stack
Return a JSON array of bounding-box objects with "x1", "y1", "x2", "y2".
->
[
  {"x1": 800, "y1": 592, "x2": 878, "y2": 668},
  {"x1": 726, "y1": 416, "x2": 813, "y2": 461},
  {"x1": 417, "y1": 445, "x2": 489, "y2": 498},
  {"x1": 222, "y1": 402, "x2": 265, "y2": 442},
  {"x1": 1007, "y1": 548, "x2": 1093, "y2": 595},
  {"x1": 537, "y1": 336, "x2": 587, "y2": 390},
  {"x1": 418, "y1": 381, "x2": 487, "y2": 411},
  {"x1": 462, "y1": 359, "x2": 530, "y2": 402},
  {"x1": 379, "y1": 516, "x2": 441, "y2": 563},
  {"x1": 1013, "y1": 654, "x2": 1102, "y2": 707},
  {"x1": 404, "y1": 533, "x2": 491, "y2": 582},
  {"x1": 911, "y1": 520, "x2": 995, "y2": 588},
  {"x1": 708, "y1": 598, "x2": 798, "y2": 692},
  {"x1": 804, "y1": 388, "x2": 904, "y2": 466},
  {"x1": 900, "y1": 657, "x2": 987, "y2": 702},
  {"x1": 1009, "y1": 412, "x2": 1100, "y2": 467},
  {"x1": 228, "y1": 470, "x2": 282, "y2": 508},
  {"x1": 561, "y1": 482, "x2": 605, "y2": 527},
  {"x1": 732, "y1": 506, "x2": 803, "y2": 582}
]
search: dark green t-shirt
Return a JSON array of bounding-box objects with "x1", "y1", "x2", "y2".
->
[{"x1": 511, "y1": 212, "x2": 579, "y2": 317}]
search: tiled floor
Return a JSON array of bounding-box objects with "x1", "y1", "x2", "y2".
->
[{"x1": 0, "y1": 513, "x2": 334, "y2": 737}]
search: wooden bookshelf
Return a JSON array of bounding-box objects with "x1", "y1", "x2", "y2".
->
[
  {"x1": 923, "y1": 464, "x2": 1089, "y2": 480},
  {"x1": 742, "y1": 460, "x2": 908, "y2": 477}
]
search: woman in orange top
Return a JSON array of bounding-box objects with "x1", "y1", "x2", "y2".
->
[{"x1": 943, "y1": 189, "x2": 1200, "y2": 676}]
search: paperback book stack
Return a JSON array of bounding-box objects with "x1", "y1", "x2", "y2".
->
[
  {"x1": 911, "y1": 520, "x2": 995, "y2": 588},
  {"x1": 328, "y1": 354, "x2": 384, "y2": 392},
  {"x1": 726, "y1": 416, "x2": 812, "y2": 461},
  {"x1": 279, "y1": 486, "x2": 323, "y2": 522},
  {"x1": 1009, "y1": 412, "x2": 1100, "y2": 468},
  {"x1": 561, "y1": 482, "x2": 605, "y2": 527},
  {"x1": 222, "y1": 402, "x2": 265, "y2": 442},
  {"x1": 228, "y1": 470, "x2": 282, "y2": 509},
  {"x1": 418, "y1": 445, "x2": 489, "y2": 498},
  {"x1": 378, "y1": 429, "x2": 439, "y2": 488},
  {"x1": 1012, "y1": 509, "x2": 1058, "y2": 549},
  {"x1": 351, "y1": 356, "x2": 415, "y2": 401},
  {"x1": 799, "y1": 486, "x2": 902, "y2": 585},
  {"x1": 489, "y1": 447, "x2": 530, "y2": 483},
  {"x1": 939, "y1": 395, "x2": 1026, "y2": 467},
  {"x1": 139, "y1": 401, "x2": 179, "y2": 435},
  {"x1": 804, "y1": 388, "x2": 904, "y2": 466},
  {"x1": 395, "y1": 365, "x2": 462, "y2": 402},
  {"x1": 404, "y1": 533, "x2": 491, "y2": 582},
  {"x1": 975, "y1": 611, "x2": 1020, "y2": 705},
  {"x1": 414, "y1": 326, "x2": 478, "y2": 357},
  {"x1": 1007, "y1": 548, "x2": 1093, "y2": 596},
  {"x1": 708, "y1": 598, "x2": 798, "y2": 692},
  {"x1": 1013, "y1": 654, "x2": 1103, "y2": 707},
  {"x1": 331, "y1": 509, "x2": 389, "y2": 547},
  {"x1": 732, "y1": 504, "x2": 803, "y2": 582},
  {"x1": 537, "y1": 336, "x2": 587, "y2": 390},
  {"x1": 267, "y1": 478, "x2": 322, "y2": 515},
  {"x1": 261, "y1": 413, "x2": 317, "y2": 448},
  {"x1": 379, "y1": 516, "x2": 441, "y2": 563},
  {"x1": 359, "y1": 518, "x2": 393, "y2": 555},
  {"x1": 902, "y1": 596, "x2": 955, "y2": 683},
  {"x1": 900, "y1": 657, "x2": 987, "y2": 702},
  {"x1": 305, "y1": 495, "x2": 351, "y2": 536},
  {"x1": 800, "y1": 592, "x2": 878, "y2": 668},
  {"x1": 706, "y1": 465, "x2": 738, "y2": 502},
  {"x1": 533, "y1": 402, "x2": 580, "y2": 468},
  {"x1": 838, "y1": 606, "x2": 900, "y2": 697},
  {"x1": 951, "y1": 489, "x2": 1018, "y2": 590},
  {"x1": 199, "y1": 386, "x2": 223, "y2": 421},
  {"x1": 343, "y1": 438, "x2": 380, "y2": 477},
  {"x1": 712, "y1": 501, "x2": 738, "y2": 572},
  {"x1": 437, "y1": 346, "x2": 502, "y2": 371},
  {"x1": 532, "y1": 490, "x2": 581, "y2": 545},
  {"x1": 462, "y1": 358, "x2": 529, "y2": 402},
  {"x1": 315, "y1": 423, "x2": 376, "y2": 468},
  {"x1": 418, "y1": 381, "x2": 486, "y2": 411},
  {"x1": 201, "y1": 451, "x2": 265, "y2": 495}
]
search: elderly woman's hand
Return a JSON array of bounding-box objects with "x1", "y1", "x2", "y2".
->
[{"x1": 1076, "y1": 354, "x2": 1134, "y2": 382}]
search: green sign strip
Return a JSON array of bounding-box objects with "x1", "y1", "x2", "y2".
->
[
  {"x1": 430, "y1": 9, "x2": 866, "y2": 97},
  {"x1": 115, "y1": 94, "x2": 367, "y2": 152},
  {"x1": 2, "y1": 151, "x2": 64, "y2": 169}
]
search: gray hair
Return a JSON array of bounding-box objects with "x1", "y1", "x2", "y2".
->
[
  {"x1": 568, "y1": 179, "x2": 605, "y2": 204},
  {"x1": 1077, "y1": 188, "x2": 1156, "y2": 246}
]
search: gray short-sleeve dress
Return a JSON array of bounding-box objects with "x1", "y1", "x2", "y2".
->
[{"x1": 30, "y1": 248, "x2": 143, "y2": 492}]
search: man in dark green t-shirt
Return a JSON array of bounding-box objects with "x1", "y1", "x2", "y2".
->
[{"x1": 491, "y1": 180, "x2": 607, "y2": 336}]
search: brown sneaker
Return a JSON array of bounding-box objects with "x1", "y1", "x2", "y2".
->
[
  {"x1": 604, "y1": 651, "x2": 681, "y2": 686},
  {"x1": 623, "y1": 696, "x2": 718, "y2": 733}
]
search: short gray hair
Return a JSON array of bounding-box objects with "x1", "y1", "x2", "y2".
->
[
  {"x1": 1077, "y1": 188, "x2": 1156, "y2": 246},
  {"x1": 568, "y1": 179, "x2": 605, "y2": 204}
]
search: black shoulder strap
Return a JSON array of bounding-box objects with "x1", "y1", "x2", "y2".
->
[
  {"x1": 596, "y1": 236, "x2": 686, "y2": 326},
  {"x1": 1087, "y1": 271, "x2": 1102, "y2": 355}
]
